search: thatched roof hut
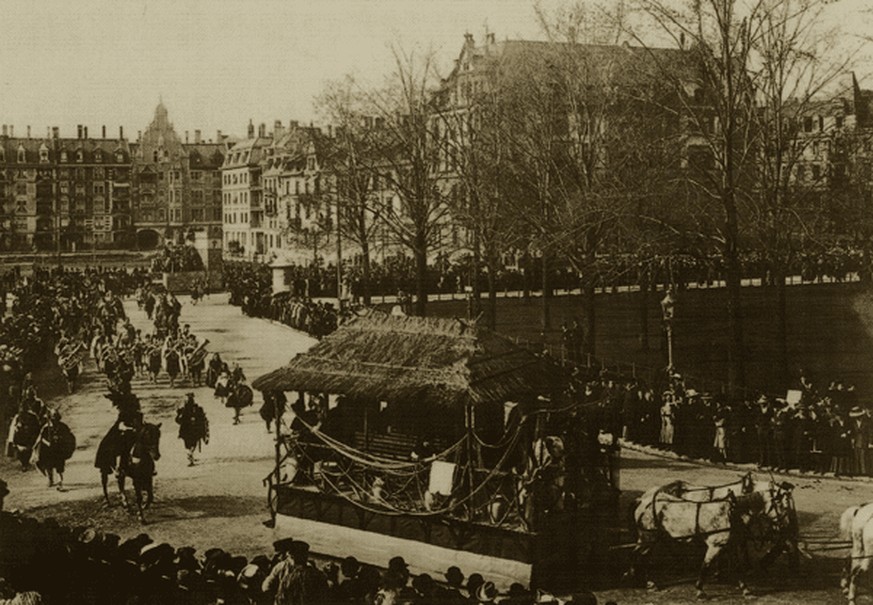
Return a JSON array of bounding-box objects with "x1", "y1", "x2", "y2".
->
[{"x1": 252, "y1": 311, "x2": 564, "y2": 409}]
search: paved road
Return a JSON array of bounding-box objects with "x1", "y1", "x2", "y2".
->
[{"x1": 1, "y1": 297, "x2": 870, "y2": 602}]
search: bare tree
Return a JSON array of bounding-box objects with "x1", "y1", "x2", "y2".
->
[
  {"x1": 747, "y1": 0, "x2": 857, "y2": 387},
  {"x1": 317, "y1": 77, "x2": 383, "y2": 305},
  {"x1": 356, "y1": 47, "x2": 450, "y2": 316},
  {"x1": 634, "y1": 0, "x2": 765, "y2": 392}
]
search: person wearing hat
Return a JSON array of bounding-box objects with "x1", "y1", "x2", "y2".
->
[
  {"x1": 442, "y1": 565, "x2": 465, "y2": 601},
  {"x1": 475, "y1": 580, "x2": 499, "y2": 604},
  {"x1": 850, "y1": 406, "x2": 871, "y2": 476},
  {"x1": 176, "y1": 393, "x2": 209, "y2": 466},
  {"x1": 755, "y1": 394, "x2": 773, "y2": 468},
  {"x1": 465, "y1": 573, "x2": 485, "y2": 603},
  {"x1": 262, "y1": 540, "x2": 327, "y2": 605}
]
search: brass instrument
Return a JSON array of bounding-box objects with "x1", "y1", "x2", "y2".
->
[{"x1": 187, "y1": 339, "x2": 210, "y2": 367}]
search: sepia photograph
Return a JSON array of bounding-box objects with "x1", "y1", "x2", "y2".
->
[{"x1": 2, "y1": 0, "x2": 873, "y2": 603}]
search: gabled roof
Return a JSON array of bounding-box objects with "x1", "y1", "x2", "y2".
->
[{"x1": 252, "y1": 310, "x2": 563, "y2": 408}]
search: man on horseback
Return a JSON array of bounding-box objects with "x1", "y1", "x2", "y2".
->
[
  {"x1": 95, "y1": 390, "x2": 143, "y2": 504},
  {"x1": 175, "y1": 393, "x2": 208, "y2": 466}
]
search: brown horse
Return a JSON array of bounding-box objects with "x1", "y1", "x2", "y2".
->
[{"x1": 97, "y1": 421, "x2": 161, "y2": 523}]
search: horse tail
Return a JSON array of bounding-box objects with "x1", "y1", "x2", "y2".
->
[{"x1": 841, "y1": 505, "x2": 861, "y2": 542}]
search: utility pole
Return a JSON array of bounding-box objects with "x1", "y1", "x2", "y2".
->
[{"x1": 335, "y1": 190, "x2": 343, "y2": 311}]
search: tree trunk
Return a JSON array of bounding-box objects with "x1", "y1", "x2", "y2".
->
[
  {"x1": 414, "y1": 236, "x2": 428, "y2": 317},
  {"x1": 725, "y1": 242, "x2": 745, "y2": 394},
  {"x1": 542, "y1": 250, "x2": 551, "y2": 331},
  {"x1": 775, "y1": 264, "x2": 788, "y2": 390},
  {"x1": 584, "y1": 247, "x2": 596, "y2": 356},
  {"x1": 472, "y1": 230, "x2": 482, "y2": 319},
  {"x1": 360, "y1": 237, "x2": 372, "y2": 306},
  {"x1": 522, "y1": 251, "x2": 532, "y2": 304},
  {"x1": 486, "y1": 256, "x2": 498, "y2": 331},
  {"x1": 639, "y1": 266, "x2": 649, "y2": 352}
]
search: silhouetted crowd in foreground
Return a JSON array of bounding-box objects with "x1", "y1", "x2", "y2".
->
[{"x1": 0, "y1": 497, "x2": 606, "y2": 605}]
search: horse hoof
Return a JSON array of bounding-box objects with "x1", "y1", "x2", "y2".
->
[{"x1": 696, "y1": 590, "x2": 707, "y2": 600}]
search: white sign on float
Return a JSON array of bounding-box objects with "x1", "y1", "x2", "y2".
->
[{"x1": 428, "y1": 460, "x2": 456, "y2": 496}]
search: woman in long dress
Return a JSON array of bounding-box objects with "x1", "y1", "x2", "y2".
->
[{"x1": 660, "y1": 393, "x2": 675, "y2": 447}]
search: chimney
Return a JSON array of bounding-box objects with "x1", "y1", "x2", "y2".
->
[
  {"x1": 464, "y1": 33, "x2": 474, "y2": 47},
  {"x1": 102, "y1": 125, "x2": 106, "y2": 138},
  {"x1": 216, "y1": 129, "x2": 222, "y2": 141},
  {"x1": 273, "y1": 120, "x2": 285, "y2": 139},
  {"x1": 119, "y1": 126, "x2": 124, "y2": 139},
  {"x1": 185, "y1": 130, "x2": 189, "y2": 144},
  {"x1": 195, "y1": 129, "x2": 201, "y2": 143},
  {"x1": 83, "y1": 126, "x2": 88, "y2": 139},
  {"x1": 258, "y1": 122, "x2": 266, "y2": 138},
  {"x1": 52, "y1": 127, "x2": 59, "y2": 139},
  {"x1": 247, "y1": 120, "x2": 254, "y2": 139},
  {"x1": 26, "y1": 126, "x2": 31, "y2": 138},
  {"x1": 47, "y1": 127, "x2": 51, "y2": 138},
  {"x1": 77, "y1": 125, "x2": 83, "y2": 139},
  {"x1": 9, "y1": 125, "x2": 13, "y2": 137},
  {"x1": 327, "y1": 124, "x2": 333, "y2": 137},
  {"x1": 137, "y1": 130, "x2": 141, "y2": 142},
  {"x1": 680, "y1": 32, "x2": 686, "y2": 49}
]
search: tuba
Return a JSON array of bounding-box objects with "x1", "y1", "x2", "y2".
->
[
  {"x1": 60, "y1": 343, "x2": 85, "y2": 372},
  {"x1": 187, "y1": 339, "x2": 210, "y2": 367}
]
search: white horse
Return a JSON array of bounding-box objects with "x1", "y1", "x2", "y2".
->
[
  {"x1": 628, "y1": 478, "x2": 797, "y2": 599},
  {"x1": 840, "y1": 501, "x2": 873, "y2": 604}
]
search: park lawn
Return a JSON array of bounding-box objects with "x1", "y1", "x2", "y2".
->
[{"x1": 410, "y1": 282, "x2": 873, "y2": 401}]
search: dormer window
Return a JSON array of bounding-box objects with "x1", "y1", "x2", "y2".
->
[
  {"x1": 39, "y1": 144, "x2": 49, "y2": 163},
  {"x1": 94, "y1": 150, "x2": 102, "y2": 163},
  {"x1": 76, "y1": 149, "x2": 83, "y2": 163},
  {"x1": 116, "y1": 151, "x2": 124, "y2": 163},
  {"x1": 60, "y1": 150, "x2": 68, "y2": 163},
  {"x1": 17, "y1": 146, "x2": 25, "y2": 163}
]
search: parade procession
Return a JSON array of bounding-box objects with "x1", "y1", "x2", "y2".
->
[{"x1": 10, "y1": 0, "x2": 873, "y2": 604}]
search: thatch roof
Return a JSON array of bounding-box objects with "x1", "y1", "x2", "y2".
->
[{"x1": 252, "y1": 311, "x2": 563, "y2": 408}]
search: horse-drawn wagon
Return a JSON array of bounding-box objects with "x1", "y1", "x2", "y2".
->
[{"x1": 252, "y1": 311, "x2": 621, "y2": 590}]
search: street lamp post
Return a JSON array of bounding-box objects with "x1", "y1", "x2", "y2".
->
[{"x1": 661, "y1": 287, "x2": 676, "y2": 371}]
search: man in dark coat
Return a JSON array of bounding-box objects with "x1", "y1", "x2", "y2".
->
[{"x1": 176, "y1": 393, "x2": 209, "y2": 466}]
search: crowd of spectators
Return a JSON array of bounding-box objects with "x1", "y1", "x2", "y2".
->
[
  {"x1": 226, "y1": 245, "x2": 871, "y2": 310},
  {"x1": 223, "y1": 264, "x2": 340, "y2": 340},
  {"x1": 150, "y1": 244, "x2": 204, "y2": 274},
  {"x1": 0, "y1": 501, "x2": 605, "y2": 605},
  {"x1": 590, "y1": 366, "x2": 873, "y2": 477}
]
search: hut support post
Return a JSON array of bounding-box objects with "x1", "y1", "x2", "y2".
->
[
  {"x1": 465, "y1": 401, "x2": 475, "y2": 521},
  {"x1": 364, "y1": 406, "x2": 370, "y2": 453},
  {"x1": 272, "y1": 391, "x2": 283, "y2": 522}
]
